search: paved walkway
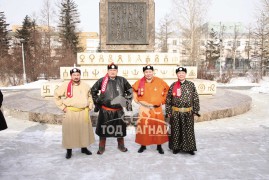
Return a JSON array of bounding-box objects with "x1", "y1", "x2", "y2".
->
[{"x1": 0, "y1": 89, "x2": 268, "y2": 180}]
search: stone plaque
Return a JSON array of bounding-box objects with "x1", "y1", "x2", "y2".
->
[
  {"x1": 100, "y1": 0, "x2": 155, "y2": 51},
  {"x1": 107, "y1": 2, "x2": 147, "y2": 44}
]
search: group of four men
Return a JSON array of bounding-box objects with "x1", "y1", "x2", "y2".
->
[{"x1": 54, "y1": 63, "x2": 200, "y2": 159}]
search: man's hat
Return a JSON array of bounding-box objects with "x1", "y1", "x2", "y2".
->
[
  {"x1": 108, "y1": 62, "x2": 118, "y2": 70},
  {"x1": 176, "y1": 67, "x2": 187, "y2": 73},
  {"x1": 70, "y1": 68, "x2": 81, "y2": 75},
  {"x1": 143, "y1": 65, "x2": 154, "y2": 72}
]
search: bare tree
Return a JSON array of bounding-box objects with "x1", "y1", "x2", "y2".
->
[
  {"x1": 156, "y1": 14, "x2": 174, "y2": 52},
  {"x1": 260, "y1": 0, "x2": 269, "y2": 11},
  {"x1": 244, "y1": 25, "x2": 253, "y2": 70},
  {"x1": 7, "y1": 43, "x2": 24, "y2": 85},
  {"x1": 230, "y1": 24, "x2": 242, "y2": 70},
  {"x1": 253, "y1": 12, "x2": 269, "y2": 77},
  {"x1": 171, "y1": 0, "x2": 210, "y2": 66},
  {"x1": 39, "y1": 0, "x2": 58, "y2": 79}
]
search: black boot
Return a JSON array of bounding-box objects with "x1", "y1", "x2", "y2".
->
[
  {"x1": 173, "y1": 149, "x2": 180, "y2": 154},
  {"x1": 81, "y1": 147, "x2": 92, "y2": 155},
  {"x1": 66, "y1": 149, "x2": 72, "y2": 159},
  {"x1": 157, "y1": 145, "x2": 164, "y2": 154},
  {"x1": 188, "y1": 151, "x2": 195, "y2": 155},
  {"x1": 138, "y1": 145, "x2": 146, "y2": 153}
]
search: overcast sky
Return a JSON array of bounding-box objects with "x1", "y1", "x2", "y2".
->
[{"x1": 0, "y1": 0, "x2": 259, "y2": 32}]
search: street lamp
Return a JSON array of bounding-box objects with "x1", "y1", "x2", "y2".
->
[{"x1": 20, "y1": 39, "x2": 27, "y2": 84}]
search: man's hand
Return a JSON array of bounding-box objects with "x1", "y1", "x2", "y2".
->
[
  {"x1": 192, "y1": 111, "x2": 201, "y2": 117},
  {"x1": 63, "y1": 107, "x2": 67, "y2": 113},
  {"x1": 94, "y1": 105, "x2": 100, "y2": 112}
]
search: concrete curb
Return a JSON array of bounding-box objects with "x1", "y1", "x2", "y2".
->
[{"x1": 2, "y1": 89, "x2": 252, "y2": 125}]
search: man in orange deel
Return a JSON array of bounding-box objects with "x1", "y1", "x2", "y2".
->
[{"x1": 132, "y1": 65, "x2": 169, "y2": 154}]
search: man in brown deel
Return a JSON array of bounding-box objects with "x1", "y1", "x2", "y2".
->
[{"x1": 54, "y1": 68, "x2": 95, "y2": 159}]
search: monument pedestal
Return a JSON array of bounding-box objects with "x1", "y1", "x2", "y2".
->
[{"x1": 41, "y1": 52, "x2": 217, "y2": 97}]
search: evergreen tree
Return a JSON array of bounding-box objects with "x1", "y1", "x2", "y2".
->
[
  {"x1": 205, "y1": 28, "x2": 221, "y2": 69},
  {"x1": 0, "y1": 11, "x2": 10, "y2": 82},
  {"x1": 15, "y1": 15, "x2": 42, "y2": 82},
  {"x1": 0, "y1": 12, "x2": 10, "y2": 58},
  {"x1": 58, "y1": 0, "x2": 82, "y2": 66}
]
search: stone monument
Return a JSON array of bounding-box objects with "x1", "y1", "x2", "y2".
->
[
  {"x1": 3, "y1": 0, "x2": 251, "y2": 126},
  {"x1": 41, "y1": 0, "x2": 216, "y2": 97}
]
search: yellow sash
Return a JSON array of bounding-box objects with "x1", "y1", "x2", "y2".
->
[
  {"x1": 172, "y1": 106, "x2": 192, "y2": 113},
  {"x1": 67, "y1": 107, "x2": 89, "y2": 123}
]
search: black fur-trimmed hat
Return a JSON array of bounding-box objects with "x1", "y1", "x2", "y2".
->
[
  {"x1": 70, "y1": 68, "x2": 81, "y2": 75},
  {"x1": 108, "y1": 62, "x2": 118, "y2": 70},
  {"x1": 143, "y1": 65, "x2": 154, "y2": 72},
  {"x1": 176, "y1": 67, "x2": 187, "y2": 73}
]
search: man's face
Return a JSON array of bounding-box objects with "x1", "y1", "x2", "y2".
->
[
  {"x1": 144, "y1": 70, "x2": 154, "y2": 80},
  {"x1": 108, "y1": 69, "x2": 118, "y2": 78},
  {"x1": 177, "y1": 71, "x2": 186, "y2": 81},
  {"x1": 71, "y1": 72, "x2": 81, "y2": 83}
]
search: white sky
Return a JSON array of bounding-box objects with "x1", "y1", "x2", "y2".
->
[{"x1": 0, "y1": 0, "x2": 259, "y2": 32}]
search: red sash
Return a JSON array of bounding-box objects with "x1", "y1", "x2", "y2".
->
[
  {"x1": 67, "y1": 80, "x2": 73, "y2": 98},
  {"x1": 172, "y1": 81, "x2": 181, "y2": 97},
  {"x1": 101, "y1": 73, "x2": 109, "y2": 94},
  {"x1": 138, "y1": 77, "x2": 146, "y2": 96}
]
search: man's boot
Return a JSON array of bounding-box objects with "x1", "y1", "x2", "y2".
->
[
  {"x1": 97, "y1": 137, "x2": 106, "y2": 155},
  {"x1": 117, "y1": 137, "x2": 128, "y2": 152},
  {"x1": 157, "y1": 145, "x2": 164, "y2": 154},
  {"x1": 81, "y1": 147, "x2": 92, "y2": 155},
  {"x1": 138, "y1": 145, "x2": 146, "y2": 153},
  {"x1": 66, "y1": 149, "x2": 72, "y2": 159}
]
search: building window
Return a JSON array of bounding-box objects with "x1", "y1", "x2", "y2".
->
[
  {"x1": 227, "y1": 41, "x2": 232, "y2": 46},
  {"x1": 173, "y1": 40, "x2": 177, "y2": 45},
  {"x1": 181, "y1": 50, "x2": 186, "y2": 55},
  {"x1": 237, "y1": 41, "x2": 240, "y2": 46},
  {"x1": 245, "y1": 41, "x2": 249, "y2": 46},
  {"x1": 236, "y1": 50, "x2": 240, "y2": 56},
  {"x1": 173, "y1": 50, "x2": 177, "y2": 53}
]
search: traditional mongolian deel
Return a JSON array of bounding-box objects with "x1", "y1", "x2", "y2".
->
[
  {"x1": 0, "y1": 90, "x2": 8, "y2": 131},
  {"x1": 54, "y1": 81, "x2": 95, "y2": 149},
  {"x1": 91, "y1": 76, "x2": 132, "y2": 137},
  {"x1": 165, "y1": 80, "x2": 200, "y2": 152},
  {"x1": 133, "y1": 77, "x2": 169, "y2": 145}
]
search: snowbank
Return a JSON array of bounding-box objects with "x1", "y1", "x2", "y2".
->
[{"x1": 0, "y1": 80, "x2": 48, "y2": 90}]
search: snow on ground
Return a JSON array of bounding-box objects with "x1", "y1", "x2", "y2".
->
[
  {"x1": 0, "y1": 89, "x2": 269, "y2": 179},
  {"x1": 0, "y1": 80, "x2": 48, "y2": 90},
  {"x1": 251, "y1": 77, "x2": 269, "y2": 94},
  {"x1": 0, "y1": 77, "x2": 269, "y2": 179}
]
